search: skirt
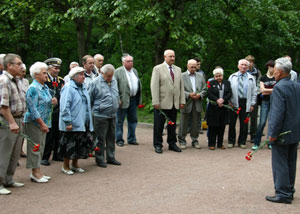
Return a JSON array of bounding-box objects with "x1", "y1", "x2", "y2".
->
[{"x1": 58, "y1": 131, "x2": 94, "y2": 160}]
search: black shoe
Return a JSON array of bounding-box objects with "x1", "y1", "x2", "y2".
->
[
  {"x1": 116, "y1": 141, "x2": 124, "y2": 147},
  {"x1": 128, "y1": 141, "x2": 139, "y2": 145},
  {"x1": 265, "y1": 195, "x2": 292, "y2": 204},
  {"x1": 107, "y1": 159, "x2": 121, "y2": 165},
  {"x1": 41, "y1": 160, "x2": 51, "y2": 166},
  {"x1": 154, "y1": 147, "x2": 163, "y2": 154},
  {"x1": 199, "y1": 130, "x2": 204, "y2": 134},
  {"x1": 169, "y1": 144, "x2": 182, "y2": 152},
  {"x1": 97, "y1": 162, "x2": 107, "y2": 168}
]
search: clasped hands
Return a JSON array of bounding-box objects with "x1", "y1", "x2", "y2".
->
[
  {"x1": 189, "y1": 92, "x2": 201, "y2": 100},
  {"x1": 216, "y1": 98, "x2": 224, "y2": 107}
]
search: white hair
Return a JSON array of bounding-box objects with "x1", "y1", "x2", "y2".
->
[
  {"x1": 0, "y1": 54, "x2": 5, "y2": 65},
  {"x1": 94, "y1": 54, "x2": 104, "y2": 60},
  {"x1": 30, "y1": 62, "x2": 48, "y2": 79},
  {"x1": 187, "y1": 59, "x2": 197, "y2": 65},
  {"x1": 275, "y1": 57, "x2": 292, "y2": 74},
  {"x1": 213, "y1": 68, "x2": 224, "y2": 76},
  {"x1": 164, "y1": 49, "x2": 175, "y2": 56},
  {"x1": 69, "y1": 61, "x2": 79, "y2": 67},
  {"x1": 121, "y1": 53, "x2": 133, "y2": 62},
  {"x1": 238, "y1": 59, "x2": 250, "y2": 66},
  {"x1": 101, "y1": 64, "x2": 115, "y2": 74},
  {"x1": 22, "y1": 63, "x2": 26, "y2": 70}
]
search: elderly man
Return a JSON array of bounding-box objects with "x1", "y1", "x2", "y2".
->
[
  {"x1": 82, "y1": 55, "x2": 97, "y2": 85},
  {"x1": 178, "y1": 59, "x2": 206, "y2": 150},
  {"x1": 150, "y1": 49, "x2": 185, "y2": 154},
  {"x1": 0, "y1": 54, "x2": 26, "y2": 195},
  {"x1": 94, "y1": 54, "x2": 104, "y2": 74},
  {"x1": 228, "y1": 59, "x2": 257, "y2": 149},
  {"x1": 41, "y1": 58, "x2": 64, "y2": 166},
  {"x1": 114, "y1": 54, "x2": 142, "y2": 147},
  {"x1": 0, "y1": 54, "x2": 5, "y2": 75},
  {"x1": 63, "y1": 61, "x2": 79, "y2": 84},
  {"x1": 266, "y1": 57, "x2": 300, "y2": 204},
  {"x1": 88, "y1": 64, "x2": 121, "y2": 168}
]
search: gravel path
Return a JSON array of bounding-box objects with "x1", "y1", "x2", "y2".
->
[{"x1": 1, "y1": 125, "x2": 299, "y2": 214}]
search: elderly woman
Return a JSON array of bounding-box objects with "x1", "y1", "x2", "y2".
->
[
  {"x1": 58, "y1": 67, "x2": 94, "y2": 175},
  {"x1": 88, "y1": 64, "x2": 121, "y2": 168},
  {"x1": 207, "y1": 68, "x2": 232, "y2": 150},
  {"x1": 24, "y1": 62, "x2": 57, "y2": 183},
  {"x1": 252, "y1": 60, "x2": 276, "y2": 150}
]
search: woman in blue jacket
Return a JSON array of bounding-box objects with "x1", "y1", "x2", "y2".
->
[{"x1": 58, "y1": 67, "x2": 94, "y2": 175}]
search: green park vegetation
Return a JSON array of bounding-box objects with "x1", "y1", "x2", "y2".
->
[{"x1": 1, "y1": 0, "x2": 299, "y2": 122}]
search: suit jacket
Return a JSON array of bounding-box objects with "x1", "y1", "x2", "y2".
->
[
  {"x1": 151, "y1": 63, "x2": 185, "y2": 109},
  {"x1": 114, "y1": 66, "x2": 142, "y2": 109},
  {"x1": 207, "y1": 80, "x2": 232, "y2": 126},
  {"x1": 181, "y1": 71, "x2": 206, "y2": 113},
  {"x1": 45, "y1": 74, "x2": 64, "y2": 122},
  {"x1": 268, "y1": 77, "x2": 300, "y2": 144}
]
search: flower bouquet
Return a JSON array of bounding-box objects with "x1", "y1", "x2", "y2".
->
[{"x1": 245, "y1": 130, "x2": 291, "y2": 161}]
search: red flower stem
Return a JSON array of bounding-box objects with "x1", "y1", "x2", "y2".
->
[{"x1": 208, "y1": 99, "x2": 237, "y2": 112}]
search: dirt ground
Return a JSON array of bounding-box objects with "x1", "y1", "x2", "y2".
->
[{"x1": 1, "y1": 124, "x2": 299, "y2": 214}]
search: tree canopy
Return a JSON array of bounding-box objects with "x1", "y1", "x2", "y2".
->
[{"x1": 1, "y1": 0, "x2": 299, "y2": 104}]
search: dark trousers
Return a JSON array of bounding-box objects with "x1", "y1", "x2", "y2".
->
[
  {"x1": 94, "y1": 117, "x2": 116, "y2": 163},
  {"x1": 42, "y1": 120, "x2": 60, "y2": 161},
  {"x1": 208, "y1": 125, "x2": 226, "y2": 147},
  {"x1": 271, "y1": 143, "x2": 298, "y2": 199},
  {"x1": 153, "y1": 107, "x2": 177, "y2": 148},
  {"x1": 228, "y1": 99, "x2": 248, "y2": 145},
  {"x1": 250, "y1": 103, "x2": 258, "y2": 139}
]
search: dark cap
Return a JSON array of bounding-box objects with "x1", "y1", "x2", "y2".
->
[{"x1": 44, "y1": 57, "x2": 62, "y2": 67}]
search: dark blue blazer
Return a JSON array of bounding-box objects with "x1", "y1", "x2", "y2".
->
[{"x1": 268, "y1": 77, "x2": 300, "y2": 144}]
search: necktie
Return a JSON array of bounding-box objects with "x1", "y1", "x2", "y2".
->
[
  {"x1": 169, "y1": 66, "x2": 174, "y2": 82},
  {"x1": 238, "y1": 74, "x2": 244, "y2": 98}
]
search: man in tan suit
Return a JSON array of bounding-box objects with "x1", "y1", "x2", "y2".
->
[
  {"x1": 178, "y1": 59, "x2": 206, "y2": 150},
  {"x1": 150, "y1": 49, "x2": 185, "y2": 154}
]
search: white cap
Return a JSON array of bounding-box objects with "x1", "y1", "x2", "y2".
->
[{"x1": 69, "y1": 66, "x2": 84, "y2": 78}]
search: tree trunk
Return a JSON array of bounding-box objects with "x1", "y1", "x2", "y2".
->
[
  {"x1": 75, "y1": 17, "x2": 87, "y2": 63},
  {"x1": 154, "y1": 26, "x2": 170, "y2": 65}
]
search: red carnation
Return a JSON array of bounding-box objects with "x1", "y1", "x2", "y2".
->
[
  {"x1": 33, "y1": 144, "x2": 40, "y2": 152},
  {"x1": 88, "y1": 153, "x2": 93, "y2": 157},
  {"x1": 94, "y1": 147, "x2": 100, "y2": 151},
  {"x1": 138, "y1": 104, "x2": 145, "y2": 109},
  {"x1": 207, "y1": 81, "x2": 211, "y2": 89},
  {"x1": 52, "y1": 81, "x2": 59, "y2": 88},
  {"x1": 168, "y1": 121, "x2": 175, "y2": 125},
  {"x1": 236, "y1": 107, "x2": 242, "y2": 115},
  {"x1": 245, "y1": 151, "x2": 252, "y2": 161},
  {"x1": 244, "y1": 117, "x2": 250, "y2": 124}
]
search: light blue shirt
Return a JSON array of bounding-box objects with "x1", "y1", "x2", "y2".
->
[{"x1": 24, "y1": 80, "x2": 52, "y2": 127}]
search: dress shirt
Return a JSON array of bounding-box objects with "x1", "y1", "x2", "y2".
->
[
  {"x1": 164, "y1": 61, "x2": 174, "y2": 80},
  {"x1": 124, "y1": 66, "x2": 138, "y2": 97},
  {"x1": 0, "y1": 71, "x2": 26, "y2": 117},
  {"x1": 238, "y1": 71, "x2": 248, "y2": 98},
  {"x1": 187, "y1": 71, "x2": 196, "y2": 92}
]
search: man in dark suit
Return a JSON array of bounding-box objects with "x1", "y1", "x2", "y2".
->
[
  {"x1": 266, "y1": 57, "x2": 300, "y2": 204},
  {"x1": 41, "y1": 58, "x2": 64, "y2": 166},
  {"x1": 114, "y1": 53, "x2": 142, "y2": 147}
]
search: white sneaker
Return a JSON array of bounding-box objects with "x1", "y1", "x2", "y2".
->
[
  {"x1": 179, "y1": 144, "x2": 186, "y2": 150},
  {"x1": 192, "y1": 142, "x2": 201, "y2": 149},
  {"x1": 240, "y1": 145, "x2": 247, "y2": 149},
  {"x1": 227, "y1": 144, "x2": 233, "y2": 148},
  {"x1": 6, "y1": 181, "x2": 24, "y2": 188},
  {"x1": 0, "y1": 186, "x2": 11, "y2": 195}
]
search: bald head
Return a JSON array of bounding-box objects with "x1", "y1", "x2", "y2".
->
[
  {"x1": 187, "y1": 59, "x2": 197, "y2": 74},
  {"x1": 164, "y1": 49, "x2": 175, "y2": 66}
]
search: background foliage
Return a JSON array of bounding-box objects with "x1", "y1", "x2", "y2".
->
[{"x1": 1, "y1": 0, "x2": 299, "y2": 109}]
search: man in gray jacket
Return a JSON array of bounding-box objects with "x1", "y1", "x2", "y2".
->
[
  {"x1": 114, "y1": 54, "x2": 142, "y2": 147},
  {"x1": 178, "y1": 59, "x2": 206, "y2": 149},
  {"x1": 266, "y1": 57, "x2": 300, "y2": 204},
  {"x1": 228, "y1": 59, "x2": 256, "y2": 149},
  {"x1": 88, "y1": 64, "x2": 121, "y2": 168}
]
